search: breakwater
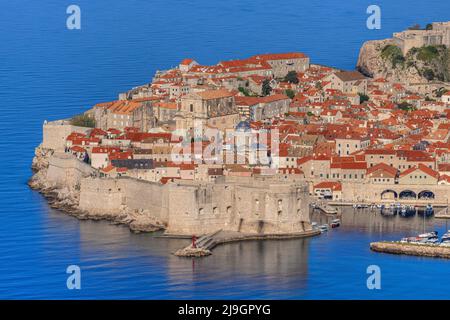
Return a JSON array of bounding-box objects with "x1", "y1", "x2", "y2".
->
[{"x1": 370, "y1": 241, "x2": 450, "y2": 259}]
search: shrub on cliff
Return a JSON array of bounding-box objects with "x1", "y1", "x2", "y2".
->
[
  {"x1": 381, "y1": 45, "x2": 405, "y2": 67},
  {"x1": 70, "y1": 114, "x2": 95, "y2": 128},
  {"x1": 417, "y1": 46, "x2": 439, "y2": 62},
  {"x1": 422, "y1": 68, "x2": 435, "y2": 81}
]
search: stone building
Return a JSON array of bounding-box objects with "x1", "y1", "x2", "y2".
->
[
  {"x1": 93, "y1": 99, "x2": 155, "y2": 132},
  {"x1": 393, "y1": 21, "x2": 450, "y2": 55},
  {"x1": 251, "y1": 53, "x2": 310, "y2": 78},
  {"x1": 175, "y1": 89, "x2": 239, "y2": 132},
  {"x1": 324, "y1": 71, "x2": 368, "y2": 94},
  {"x1": 335, "y1": 133, "x2": 370, "y2": 156},
  {"x1": 235, "y1": 94, "x2": 291, "y2": 121}
]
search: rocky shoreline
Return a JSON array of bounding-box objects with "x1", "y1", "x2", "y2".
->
[{"x1": 28, "y1": 145, "x2": 166, "y2": 233}]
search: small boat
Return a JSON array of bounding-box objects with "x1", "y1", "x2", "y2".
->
[
  {"x1": 311, "y1": 222, "x2": 318, "y2": 229},
  {"x1": 418, "y1": 231, "x2": 438, "y2": 239},
  {"x1": 319, "y1": 224, "x2": 329, "y2": 232},
  {"x1": 441, "y1": 232, "x2": 450, "y2": 242},
  {"x1": 330, "y1": 219, "x2": 341, "y2": 228},
  {"x1": 424, "y1": 204, "x2": 434, "y2": 217},
  {"x1": 400, "y1": 237, "x2": 419, "y2": 243},
  {"x1": 425, "y1": 238, "x2": 440, "y2": 244},
  {"x1": 440, "y1": 242, "x2": 450, "y2": 247}
]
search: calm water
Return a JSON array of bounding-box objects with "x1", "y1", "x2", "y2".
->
[{"x1": 0, "y1": 0, "x2": 450, "y2": 299}]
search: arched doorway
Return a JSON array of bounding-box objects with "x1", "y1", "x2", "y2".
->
[
  {"x1": 418, "y1": 190, "x2": 435, "y2": 199},
  {"x1": 381, "y1": 189, "x2": 398, "y2": 200},
  {"x1": 399, "y1": 190, "x2": 417, "y2": 200}
]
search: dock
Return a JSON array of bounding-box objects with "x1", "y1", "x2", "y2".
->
[
  {"x1": 174, "y1": 229, "x2": 321, "y2": 257},
  {"x1": 435, "y1": 207, "x2": 450, "y2": 219},
  {"x1": 370, "y1": 241, "x2": 450, "y2": 259},
  {"x1": 313, "y1": 203, "x2": 339, "y2": 215}
]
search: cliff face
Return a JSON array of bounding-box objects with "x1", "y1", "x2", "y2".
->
[{"x1": 357, "y1": 39, "x2": 450, "y2": 83}]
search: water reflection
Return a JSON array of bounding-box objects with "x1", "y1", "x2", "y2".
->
[
  {"x1": 32, "y1": 204, "x2": 450, "y2": 299},
  {"x1": 312, "y1": 207, "x2": 447, "y2": 237}
]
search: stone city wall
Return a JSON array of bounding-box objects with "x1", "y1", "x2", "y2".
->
[
  {"x1": 44, "y1": 154, "x2": 312, "y2": 236},
  {"x1": 42, "y1": 120, "x2": 91, "y2": 151}
]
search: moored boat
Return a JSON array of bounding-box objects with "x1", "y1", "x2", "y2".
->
[
  {"x1": 441, "y1": 231, "x2": 450, "y2": 243},
  {"x1": 424, "y1": 204, "x2": 434, "y2": 217},
  {"x1": 330, "y1": 219, "x2": 340, "y2": 228}
]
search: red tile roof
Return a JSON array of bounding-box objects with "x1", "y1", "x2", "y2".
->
[
  {"x1": 399, "y1": 164, "x2": 439, "y2": 179},
  {"x1": 313, "y1": 181, "x2": 342, "y2": 191}
]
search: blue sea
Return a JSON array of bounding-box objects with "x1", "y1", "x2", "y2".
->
[{"x1": 0, "y1": 0, "x2": 449, "y2": 299}]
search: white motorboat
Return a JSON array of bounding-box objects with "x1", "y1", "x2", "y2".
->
[{"x1": 330, "y1": 219, "x2": 341, "y2": 228}]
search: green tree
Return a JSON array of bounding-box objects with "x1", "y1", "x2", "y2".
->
[
  {"x1": 425, "y1": 23, "x2": 433, "y2": 30},
  {"x1": 70, "y1": 114, "x2": 96, "y2": 128},
  {"x1": 262, "y1": 79, "x2": 272, "y2": 96},
  {"x1": 285, "y1": 89, "x2": 295, "y2": 99},
  {"x1": 358, "y1": 93, "x2": 370, "y2": 103},
  {"x1": 238, "y1": 86, "x2": 251, "y2": 96},
  {"x1": 284, "y1": 71, "x2": 299, "y2": 84},
  {"x1": 398, "y1": 102, "x2": 415, "y2": 111}
]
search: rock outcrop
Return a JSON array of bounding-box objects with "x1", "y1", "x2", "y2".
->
[
  {"x1": 174, "y1": 246, "x2": 212, "y2": 257},
  {"x1": 357, "y1": 39, "x2": 450, "y2": 83}
]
